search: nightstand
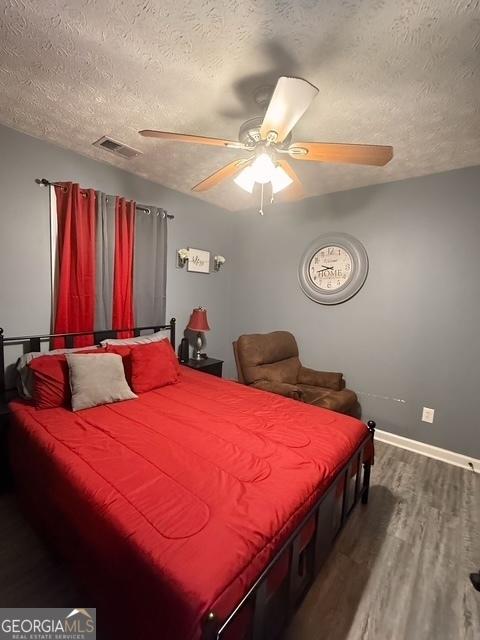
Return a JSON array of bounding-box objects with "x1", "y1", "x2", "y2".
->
[
  {"x1": 184, "y1": 358, "x2": 223, "y2": 378},
  {"x1": 0, "y1": 399, "x2": 10, "y2": 491}
]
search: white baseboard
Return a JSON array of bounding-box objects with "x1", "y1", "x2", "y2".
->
[{"x1": 375, "y1": 429, "x2": 480, "y2": 473}]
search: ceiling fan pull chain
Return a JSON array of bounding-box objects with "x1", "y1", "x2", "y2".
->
[{"x1": 259, "y1": 183, "x2": 264, "y2": 216}]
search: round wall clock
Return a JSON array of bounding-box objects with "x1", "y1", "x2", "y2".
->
[{"x1": 298, "y1": 233, "x2": 368, "y2": 305}]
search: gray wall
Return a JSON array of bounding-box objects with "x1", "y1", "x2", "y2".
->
[
  {"x1": 1, "y1": 123, "x2": 479, "y2": 458},
  {"x1": 230, "y1": 167, "x2": 480, "y2": 458},
  {"x1": 0, "y1": 124, "x2": 233, "y2": 367}
]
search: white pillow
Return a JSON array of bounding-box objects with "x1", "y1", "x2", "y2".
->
[
  {"x1": 66, "y1": 353, "x2": 137, "y2": 411},
  {"x1": 100, "y1": 329, "x2": 169, "y2": 347}
]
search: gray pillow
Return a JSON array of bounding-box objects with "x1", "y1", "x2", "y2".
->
[
  {"x1": 100, "y1": 329, "x2": 169, "y2": 347},
  {"x1": 66, "y1": 353, "x2": 137, "y2": 411}
]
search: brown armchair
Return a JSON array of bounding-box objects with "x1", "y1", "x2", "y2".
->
[{"x1": 233, "y1": 331, "x2": 360, "y2": 417}]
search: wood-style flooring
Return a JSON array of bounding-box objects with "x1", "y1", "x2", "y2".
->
[
  {"x1": 0, "y1": 442, "x2": 479, "y2": 639},
  {"x1": 283, "y1": 441, "x2": 480, "y2": 640}
]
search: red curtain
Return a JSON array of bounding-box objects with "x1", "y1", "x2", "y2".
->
[
  {"x1": 53, "y1": 183, "x2": 96, "y2": 348},
  {"x1": 112, "y1": 197, "x2": 135, "y2": 337}
]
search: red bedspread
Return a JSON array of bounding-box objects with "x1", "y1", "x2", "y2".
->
[{"x1": 9, "y1": 367, "x2": 370, "y2": 640}]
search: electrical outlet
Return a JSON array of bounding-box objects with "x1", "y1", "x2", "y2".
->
[{"x1": 422, "y1": 407, "x2": 435, "y2": 423}]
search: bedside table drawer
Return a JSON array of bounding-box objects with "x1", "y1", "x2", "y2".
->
[
  {"x1": 199, "y1": 361, "x2": 223, "y2": 378},
  {"x1": 184, "y1": 358, "x2": 223, "y2": 378}
]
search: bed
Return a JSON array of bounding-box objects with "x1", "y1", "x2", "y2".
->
[{"x1": 0, "y1": 321, "x2": 375, "y2": 640}]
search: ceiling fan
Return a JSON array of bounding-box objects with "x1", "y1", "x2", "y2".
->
[{"x1": 139, "y1": 77, "x2": 393, "y2": 213}]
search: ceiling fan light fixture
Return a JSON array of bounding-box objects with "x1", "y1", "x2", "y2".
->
[
  {"x1": 234, "y1": 165, "x2": 256, "y2": 193},
  {"x1": 234, "y1": 160, "x2": 294, "y2": 195},
  {"x1": 250, "y1": 152, "x2": 276, "y2": 184},
  {"x1": 271, "y1": 165, "x2": 293, "y2": 193}
]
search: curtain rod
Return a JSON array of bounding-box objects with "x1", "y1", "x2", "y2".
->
[{"x1": 35, "y1": 178, "x2": 175, "y2": 220}]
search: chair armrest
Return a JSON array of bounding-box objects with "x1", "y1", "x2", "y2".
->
[
  {"x1": 251, "y1": 380, "x2": 303, "y2": 400},
  {"x1": 298, "y1": 367, "x2": 345, "y2": 391}
]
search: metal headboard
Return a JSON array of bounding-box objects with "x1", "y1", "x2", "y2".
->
[{"x1": 0, "y1": 318, "x2": 176, "y2": 397}]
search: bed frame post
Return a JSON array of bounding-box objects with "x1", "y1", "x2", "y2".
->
[
  {"x1": 361, "y1": 420, "x2": 376, "y2": 505},
  {"x1": 366, "y1": 419, "x2": 376, "y2": 440},
  {"x1": 202, "y1": 611, "x2": 219, "y2": 640},
  {"x1": 361, "y1": 463, "x2": 371, "y2": 505},
  {"x1": 170, "y1": 317, "x2": 176, "y2": 350},
  {"x1": 0, "y1": 328, "x2": 5, "y2": 397}
]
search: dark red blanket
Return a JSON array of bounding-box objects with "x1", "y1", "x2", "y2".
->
[{"x1": 9, "y1": 367, "x2": 370, "y2": 640}]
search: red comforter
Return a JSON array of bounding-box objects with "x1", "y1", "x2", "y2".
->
[{"x1": 9, "y1": 367, "x2": 370, "y2": 640}]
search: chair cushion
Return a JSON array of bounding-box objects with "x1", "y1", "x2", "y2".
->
[
  {"x1": 298, "y1": 384, "x2": 358, "y2": 415},
  {"x1": 237, "y1": 332, "x2": 301, "y2": 385}
]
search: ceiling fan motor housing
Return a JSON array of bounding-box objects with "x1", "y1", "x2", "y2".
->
[{"x1": 238, "y1": 117, "x2": 292, "y2": 149}]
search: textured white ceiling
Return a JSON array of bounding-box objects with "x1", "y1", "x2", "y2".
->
[{"x1": 0, "y1": 0, "x2": 479, "y2": 211}]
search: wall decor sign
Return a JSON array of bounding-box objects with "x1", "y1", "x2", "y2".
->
[
  {"x1": 187, "y1": 248, "x2": 210, "y2": 273},
  {"x1": 298, "y1": 233, "x2": 368, "y2": 305}
]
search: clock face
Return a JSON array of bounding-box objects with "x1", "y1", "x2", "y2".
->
[
  {"x1": 308, "y1": 246, "x2": 353, "y2": 291},
  {"x1": 298, "y1": 233, "x2": 368, "y2": 305}
]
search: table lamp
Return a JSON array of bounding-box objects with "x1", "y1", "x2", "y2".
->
[{"x1": 187, "y1": 307, "x2": 210, "y2": 360}]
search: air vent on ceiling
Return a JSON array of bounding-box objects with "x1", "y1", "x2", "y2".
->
[{"x1": 93, "y1": 136, "x2": 142, "y2": 159}]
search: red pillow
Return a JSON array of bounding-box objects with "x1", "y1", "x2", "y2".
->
[
  {"x1": 105, "y1": 345, "x2": 133, "y2": 383},
  {"x1": 130, "y1": 340, "x2": 180, "y2": 393},
  {"x1": 29, "y1": 349, "x2": 105, "y2": 409},
  {"x1": 29, "y1": 355, "x2": 70, "y2": 409}
]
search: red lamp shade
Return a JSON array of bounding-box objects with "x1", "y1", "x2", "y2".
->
[{"x1": 187, "y1": 307, "x2": 210, "y2": 332}]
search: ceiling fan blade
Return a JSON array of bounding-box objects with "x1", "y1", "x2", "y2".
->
[
  {"x1": 276, "y1": 159, "x2": 305, "y2": 201},
  {"x1": 260, "y1": 77, "x2": 319, "y2": 143},
  {"x1": 192, "y1": 158, "x2": 252, "y2": 192},
  {"x1": 288, "y1": 142, "x2": 393, "y2": 166},
  {"x1": 139, "y1": 130, "x2": 246, "y2": 149}
]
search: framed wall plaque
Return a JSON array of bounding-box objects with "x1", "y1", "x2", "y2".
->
[{"x1": 187, "y1": 248, "x2": 210, "y2": 273}]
